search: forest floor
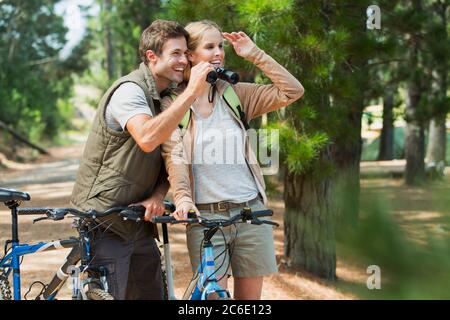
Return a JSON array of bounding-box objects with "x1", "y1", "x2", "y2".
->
[{"x1": 1, "y1": 143, "x2": 449, "y2": 300}]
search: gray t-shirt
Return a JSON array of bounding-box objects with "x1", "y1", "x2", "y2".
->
[
  {"x1": 192, "y1": 96, "x2": 259, "y2": 204},
  {"x1": 105, "y1": 82, "x2": 153, "y2": 131}
]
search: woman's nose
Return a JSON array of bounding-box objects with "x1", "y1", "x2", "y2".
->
[{"x1": 214, "y1": 47, "x2": 223, "y2": 56}]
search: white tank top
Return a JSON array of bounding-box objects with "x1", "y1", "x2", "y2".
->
[{"x1": 192, "y1": 96, "x2": 259, "y2": 204}]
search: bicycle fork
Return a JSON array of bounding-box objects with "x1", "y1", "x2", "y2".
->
[
  {"x1": 161, "y1": 223, "x2": 177, "y2": 300},
  {"x1": 42, "y1": 245, "x2": 81, "y2": 300},
  {"x1": 8, "y1": 202, "x2": 21, "y2": 300},
  {"x1": 192, "y1": 243, "x2": 230, "y2": 300}
]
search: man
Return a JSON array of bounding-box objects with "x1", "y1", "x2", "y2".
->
[{"x1": 70, "y1": 19, "x2": 213, "y2": 300}]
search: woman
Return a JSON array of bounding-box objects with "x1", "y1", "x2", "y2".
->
[{"x1": 161, "y1": 20, "x2": 304, "y2": 300}]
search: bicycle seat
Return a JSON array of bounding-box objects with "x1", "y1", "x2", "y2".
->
[{"x1": 0, "y1": 188, "x2": 31, "y2": 202}]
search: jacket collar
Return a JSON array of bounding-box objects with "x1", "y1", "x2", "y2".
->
[{"x1": 139, "y1": 62, "x2": 161, "y2": 100}]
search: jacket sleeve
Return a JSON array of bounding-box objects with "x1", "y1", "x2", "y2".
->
[
  {"x1": 234, "y1": 46, "x2": 304, "y2": 121},
  {"x1": 160, "y1": 96, "x2": 195, "y2": 208}
]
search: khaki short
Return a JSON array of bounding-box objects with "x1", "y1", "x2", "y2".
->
[{"x1": 186, "y1": 199, "x2": 278, "y2": 278}]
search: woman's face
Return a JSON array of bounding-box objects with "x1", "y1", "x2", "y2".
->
[{"x1": 189, "y1": 28, "x2": 225, "y2": 68}]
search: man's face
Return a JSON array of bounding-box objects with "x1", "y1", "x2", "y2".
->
[{"x1": 149, "y1": 37, "x2": 188, "y2": 91}]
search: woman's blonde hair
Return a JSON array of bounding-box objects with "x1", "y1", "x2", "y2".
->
[{"x1": 183, "y1": 20, "x2": 222, "y2": 83}]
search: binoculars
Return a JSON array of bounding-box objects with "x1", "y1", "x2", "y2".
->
[{"x1": 206, "y1": 67, "x2": 239, "y2": 85}]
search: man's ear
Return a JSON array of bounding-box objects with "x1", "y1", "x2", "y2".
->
[{"x1": 146, "y1": 50, "x2": 158, "y2": 64}]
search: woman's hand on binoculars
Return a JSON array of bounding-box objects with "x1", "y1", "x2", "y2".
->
[{"x1": 223, "y1": 31, "x2": 258, "y2": 59}]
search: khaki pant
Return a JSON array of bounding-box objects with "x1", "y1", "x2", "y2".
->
[{"x1": 186, "y1": 199, "x2": 278, "y2": 278}]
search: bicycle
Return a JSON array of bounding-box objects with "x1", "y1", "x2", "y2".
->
[
  {"x1": 0, "y1": 187, "x2": 149, "y2": 300},
  {"x1": 153, "y1": 206, "x2": 279, "y2": 300}
]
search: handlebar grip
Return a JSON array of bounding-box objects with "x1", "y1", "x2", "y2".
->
[
  {"x1": 172, "y1": 218, "x2": 199, "y2": 224},
  {"x1": 251, "y1": 209, "x2": 273, "y2": 218},
  {"x1": 152, "y1": 215, "x2": 176, "y2": 224}
]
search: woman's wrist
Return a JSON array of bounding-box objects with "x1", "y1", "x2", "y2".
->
[{"x1": 243, "y1": 45, "x2": 264, "y2": 63}]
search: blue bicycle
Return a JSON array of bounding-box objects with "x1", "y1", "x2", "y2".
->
[
  {"x1": 153, "y1": 207, "x2": 278, "y2": 300},
  {"x1": 0, "y1": 187, "x2": 147, "y2": 300}
]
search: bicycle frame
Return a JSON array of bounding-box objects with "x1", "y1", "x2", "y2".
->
[
  {"x1": 158, "y1": 208, "x2": 276, "y2": 301},
  {"x1": 0, "y1": 200, "x2": 84, "y2": 300},
  {"x1": 189, "y1": 242, "x2": 230, "y2": 300},
  {"x1": 0, "y1": 239, "x2": 79, "y2": 300},
  {"x1": 1, "y1": 195, "x2": 147, "y2": 300},
  {"x1": 159, "y1": 220, "x2": 230, "y2": 300}
]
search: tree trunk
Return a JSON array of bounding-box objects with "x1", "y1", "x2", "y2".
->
[
  {"x1": 425, "y1": 1, "x2": 448, "y2": 179},
  {"x1": 405, "y1": 120, "x2": 425, "y2": 185},
  {"x1": 103, "y1": 0, "x2": 115, "y2": 80},
  {"x1": 333, "y1": 107, "x2": 363, "y2": 228},
  {"x1": 404, "y1": 9, "x2": 425, "y2": 185},
  {"x1": 284, "y1": 147, "x2": 336, "y2": 280},
  {"x1": 404, "y1": 79, "x2": 425, "y2": 184},
  {"x1": 425, "y1": 115, "x2": 446, "y2": 176},
  {"x1": 378, "y1": 88, "x2": 395, "y2": 160}
]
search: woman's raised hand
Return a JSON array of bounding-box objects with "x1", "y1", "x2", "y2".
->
[{"x1": 222, "y1": 31, "x2": 258, "y2": 59}]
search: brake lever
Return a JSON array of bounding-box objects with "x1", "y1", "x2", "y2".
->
[
  {"x1": 259, "y1": 220, "x2": 279, "y2": 227},
  {"x1": 33, "y1": 216, "x2": 49, "y2": 224},
  {"x1": 33, "y1": 209, "x2": 67, "y2": 223},
  {"x1": 248, "y1": 218, "x2": 279, "y2": 227}
]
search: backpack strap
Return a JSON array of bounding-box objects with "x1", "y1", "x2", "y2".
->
[
  {"x1": 171, "y1": 93, "x2": 192, "y2": 135},
  {"x1": 176, "y1": 86, "x2": 250, "y2": 134},
  {"x1": 179, "y1": 109, "x2": 191, "y2": 135},
  {"x1": 222, "y1": 85, "x2": 250, "y2": 130}
]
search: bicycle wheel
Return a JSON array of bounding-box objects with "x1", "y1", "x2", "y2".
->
[
  {"x1": 85, "y1": 288, "x2": 114, "y2": 300},
  {"x1": 161, "y1": 267, "x2": 169, "y2": 300},
  {"x1": 0, "y1": 272, "x2": 12, "y2": 300}
]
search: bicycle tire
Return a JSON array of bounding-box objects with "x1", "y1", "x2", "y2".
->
[
  {"x1": 161, "y1": 268, "x2": 169, "y2": 300},
  {"x1": 0, "y1": 272, "x2": 12, "y2": 300},
  {"x1": 85, "y1": 288, "x2": 114, "y2": 300}
]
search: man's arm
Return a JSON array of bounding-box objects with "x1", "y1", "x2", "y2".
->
[{"x1": 126, "y1": 62, "x2": 213, "y2": 153}]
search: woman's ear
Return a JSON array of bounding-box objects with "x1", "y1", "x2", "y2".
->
[{"x1": 187, "y1": 51, "x2": 194, "y2": 62}]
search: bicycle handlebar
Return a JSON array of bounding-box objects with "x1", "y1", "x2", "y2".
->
[
  {"x1": 17, "y1": 200, "x2": 176, "y2": 224},
  {"x1": 152, "y1": 208, "x2": 279, "y2": 228}
]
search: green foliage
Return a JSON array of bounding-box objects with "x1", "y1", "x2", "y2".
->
[
  {"x1": 340, "y1": 191, "x2": 450, "y2": 299},
  {"x1": 0, "y1": 0, "x2": 82, "y2": 142}
]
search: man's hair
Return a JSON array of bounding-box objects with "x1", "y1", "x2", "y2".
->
[{"x1": 139, "y1": 19, "x2": 189, "y2": 63}]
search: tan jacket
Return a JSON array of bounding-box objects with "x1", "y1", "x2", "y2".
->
[{"x1": 161, "y1": 46, "x2": 304, "y2": 208}]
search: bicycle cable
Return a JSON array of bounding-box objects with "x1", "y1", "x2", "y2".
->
[
  {"x1": 1, "y1": 241, "x2": 12, "y2": 262},
  {"x1": 24, "y1": 281, "x2": 48, "y2": 300},
  {"x1": 206, "y1": 220, "x2": 240, "y2": 284},
  {"x1": 212, "y1": 222, "x2": 239, "y2": 283},
  {"x1": 82, "y1": 216, "x2": 116, "y2": 271},
  {"x1": 207, "y1": 226, "x2": 230, "y2": 283}
]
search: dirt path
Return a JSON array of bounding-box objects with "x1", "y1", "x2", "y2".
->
[{"x1": 0, "y1": 144, "x2": 362, "y2": 300}]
